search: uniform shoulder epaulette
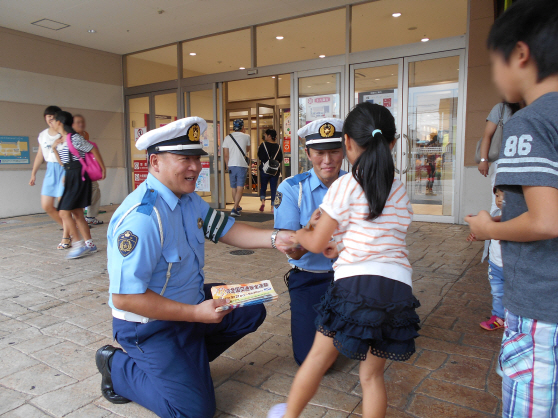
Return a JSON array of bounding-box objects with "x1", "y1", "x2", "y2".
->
[
  {"x1": 286, "y1": 172, "x2": 310, "y2": 186},
  {"x1": 137, "y1": 188, "x2": 158, "y2": 216}
]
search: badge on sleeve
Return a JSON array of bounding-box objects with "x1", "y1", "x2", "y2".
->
[
  {"x1": 118, "y1": 230, "x2": 138, "y2": 257},
  {"x1": 274, "y1": 191, "x2": 283, "y2": 209},
  {"x1": 197, "y1": 217, "x2": 203, "y2": 229}
]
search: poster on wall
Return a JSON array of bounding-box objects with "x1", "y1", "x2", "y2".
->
[
  {"x1": 283, "y1": 111, "x2": 291, "y2": 142},
  {"x1": 133, "y1": 159, "x2": 149, "y2": 189},
  {"x1": 134, "y1": 127, "x2": 147, "y2": 142},
  {"x1": 195, "y1": 161, "x2": 210, "y2": 192},
  {"x1": 358, "y1": 90, "x2": 395, "y2": 114},
  {"x1": 0, "y1": 136, "x2": 29, "y2": 164},
  {"x1": 305, "y1": 95, "x2": 337, "y2": 123}
]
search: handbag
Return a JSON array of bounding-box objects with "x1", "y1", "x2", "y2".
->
[
  {"x1": 66, "y1": 133, "x2": 103, "y2": 181},
  {"x1": 475, "y1": 104, "x2": 505, "y2": 164},
  {"x1": 229, "y1": 133, "x2": 250, "y2": 167},
  {"x1": 262, "y1": 142, "x2": 281, "y2": 176}
]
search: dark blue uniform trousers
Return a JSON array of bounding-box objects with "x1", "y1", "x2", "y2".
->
[
  {"x1": 287, "y1": 270, "x2": 333, "y2": 365},
  {"x1": 111, "y1": 284, "x2": 266, "y2": 418}
]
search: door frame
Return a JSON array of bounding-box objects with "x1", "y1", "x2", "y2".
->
[{"x1": 348, "y1": 49, "x2": 466, "y2": 223}]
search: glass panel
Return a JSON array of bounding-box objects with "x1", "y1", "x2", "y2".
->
[
  {"x1": 351, "y1": 0, "x2": 467, "y2": 53},
  {"x1": 188, "y1": 89, "x2": 219, "y2": 205},
  {"x1": 182, "y1": 30, "x2": 251, "y2": 77},
  {"x1": 406, "y1": 56, "x2": 460, "y2": 217},
  {"x1": 298, "y1": 73, "x2": 340, "y2": 174},
  {"x1": 227, "y1": 110, "x2": 254, "y2": 195},
  {"x1": 280, "y1": 107, "x2": 292, "y2": 178},
  {"x1": 257, "y1": 9, "x2": 346, "y2": 67},
  {"x1": 154, "y1": 93, "x2": 177, "y2": 128},
  {"x1": 126, "y1": 45, "x2": 177, "y2": 87},
  {"x1": 355, "y1": 64, "x2": 399, "y2": 173},
  {"x1": 278, "y1": 74, "x2": 290, "y2": 97},
  {"x1": 228, "y1": 77, "x2": 275, "y2": 102},
  {"x1": 129, "y1": 96, "x2": 150, "y2": 190}
]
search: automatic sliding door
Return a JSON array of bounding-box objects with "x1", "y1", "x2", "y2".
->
[{"x1": 186, "y1": 86, "x2": 220, "y2": 207}]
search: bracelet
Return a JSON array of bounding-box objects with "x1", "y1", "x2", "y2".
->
[
  {"x1": 271, "y1": 229, "x2": 279, "y2": 249},
  {"x1": 480, "y1": 158, "x2": 488, "y2": 162}
]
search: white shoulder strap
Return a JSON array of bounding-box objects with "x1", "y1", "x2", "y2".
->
[
  {"x1": 112, "y1": 203, "x2": 171, "y2": 296},
  {"x1": 298, "y1": 182, "x2": 303, "y2": 209}
]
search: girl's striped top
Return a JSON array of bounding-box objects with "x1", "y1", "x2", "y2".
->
[
  {"x1": 320, "y1": 174, "x2": 413, "y2": 286},
  {"x1": 56, "y1": 133, "x2": 93, "y2": 164}
]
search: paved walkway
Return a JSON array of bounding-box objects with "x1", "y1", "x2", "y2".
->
[{"x1": 0, "y1": 207, "x2": 503, "y2": 417}]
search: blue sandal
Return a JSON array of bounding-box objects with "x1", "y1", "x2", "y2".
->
[{"x1": 57, "y1": 237, "x2": 71, "y2": 250}]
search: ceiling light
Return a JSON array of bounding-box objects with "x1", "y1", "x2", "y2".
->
[
  {"x1": 421, "y1": 37, "x2": 430, "y2": 42},
  {"x1": 319, "y1": 55, "x2": 326, "y2": 58},
  {"x1": 272, "y1": 76, "x2": 276, "y2": 78},
  {"x1": 375, "y1": 78, "x2": 380, "y2": 81},
  {"x1": 189, "y1": 52, "x2": 196, "y2": 56},
  {"x1": 239, "y1": 67, "x2": 245, "y2": 70},
  {"x1": 259, "y1": 115, "x2": 263, "y2": 117},
  {"x1": 252, "y1": 120, "x2": 256, "y2": 123},
  {"x1": 326, "y1": 82, "x2": 330, "y2": 84},
  {"x1": 392, "y1": 12, "x2": 402, "y2": 17},
  {"x1": 308, "y1": 86, "x2": 312, "y2": 88},
  {"x1": 278, "y1": 78, "x2": 282, "y2": 80},
  {"x1": 276, "y1": 36, "x2": 284, "y2": 40},
  {"x1": 88, "y1": 29, "x2": 96, "y2": 33}
]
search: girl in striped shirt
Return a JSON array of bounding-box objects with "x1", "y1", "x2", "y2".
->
[{"x1": 268, "y1": 103, "x2": 420, "y2": 418}]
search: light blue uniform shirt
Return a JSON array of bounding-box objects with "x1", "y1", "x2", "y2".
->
[
  {"x1": 274, "y1": 168, "x2": 346, "y2": 272},
  {"x1": 107, "y1": 173, "x2": 235, "y2": 310}
]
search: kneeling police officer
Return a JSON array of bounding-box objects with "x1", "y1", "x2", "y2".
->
[{"x1": 95, "y1": 117, "x2": 292, "y2": 418}]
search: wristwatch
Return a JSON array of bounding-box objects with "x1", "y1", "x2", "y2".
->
[
  {"x1": 271, "y1": 229, "x2": 279, "y2": 249},
  {"x1": 480, "y1": 158, "x2": 488, "y2": 162}
]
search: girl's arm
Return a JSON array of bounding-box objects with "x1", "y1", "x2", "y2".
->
[
  {"x1": 29, "y1": 147, "x2": 44, "y2": 186},
  {"x1": 295, "y1": 211, "x2": 338, "y2": 253}
]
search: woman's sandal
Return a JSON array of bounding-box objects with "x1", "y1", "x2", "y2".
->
[{"x1": 57, "y1": 237, "x2": 71, "y2": 250}]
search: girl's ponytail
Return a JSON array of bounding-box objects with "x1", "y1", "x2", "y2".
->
[{"x1": 344, "y1": 103, "x2": 396, "y2": 221}]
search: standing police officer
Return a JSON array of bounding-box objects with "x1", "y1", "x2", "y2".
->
[
  {"x1": 95, "y1": 117, "x2": 293, "y2": 418},
  {"x1": 273, "y1": 118, "x2": 346, "y2": 365}
]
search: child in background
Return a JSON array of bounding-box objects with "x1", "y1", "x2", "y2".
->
[
  {"x1": 72, "y1": 114, "x2": 105, "y2": 225},
  {"x1": 268, "y1": 103, "x2": 420, "y2": 418},
  {"x1": 465, "y1": 0, "x2": 558, "y2": 415},
  {"x1": 29, "y1": 105, "x2": 66, "y2": 248},
  {"x1": 467, "y1": 187, "x2": 505, "y2": 330}
]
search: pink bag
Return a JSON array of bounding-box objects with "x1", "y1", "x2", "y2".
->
[{"x1": 66, "y1": 133, "x2": 103, "y2": 181}]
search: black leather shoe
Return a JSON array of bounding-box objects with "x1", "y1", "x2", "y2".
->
[{"x1": 95, "y1": 345, "x2": 131, "y2": 404}]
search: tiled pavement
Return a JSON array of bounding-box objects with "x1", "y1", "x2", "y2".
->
[{"x1": 0, "y1": 208, "x2": 504, "y2": 417}]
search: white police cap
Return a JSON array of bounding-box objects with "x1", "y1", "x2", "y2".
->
[
  {"x1": 136, "y1": 116, "x2": 208, "y2": 156},
  {"x1": 298, "y1": 118, "x2": 344, "y2": 150}
]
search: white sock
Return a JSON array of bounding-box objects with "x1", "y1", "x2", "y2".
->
[
  {"x1": 74, "y1": 240, "x2": 84, "y2": 248},
  {"x1": 85, "y1": 240, "x2": 95, "y2": 248}
]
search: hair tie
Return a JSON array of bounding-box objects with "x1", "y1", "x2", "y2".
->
[{"x1": 372, "y1": 129, "x2": 382, "y2": 137}]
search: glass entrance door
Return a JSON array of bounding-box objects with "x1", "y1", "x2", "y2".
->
[
  {"x1": 185, "y1": 85, "x2": 220, "y2": 207},
  {"x1": 293, "y1": 67, "x2": 344, "y2": 175},
  {"x1": 256, "y1": 103, "x2": 276, "y2": 200},
  {"x1": 351, "y1": 51, "x2": 464, "y2": 222}
]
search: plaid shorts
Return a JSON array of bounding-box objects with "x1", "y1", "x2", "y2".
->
[{"x1": 501, "y1": 310, "x2": 558, "y2": 417}]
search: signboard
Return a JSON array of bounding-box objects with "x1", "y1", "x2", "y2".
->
[
  {"x1": 283, "y1": 157, "x2": 290, "y2": 167},
  {"x1": 306, "y1": 95, "x2": 334, "y2": 122},
  {"x1": 0, "y1": 136, "x2": 30, "y2": 164},
  {"x1": 283, "y1": 110, "x2": 291, "y2": 143},
  {"x1": 195, "y1": 161, "x2": 210, "y2": 192},
  {"x1": 134, "y1": 127, "x2": 146, "y2": 142},
  {"x1": 133, "y1": 158, "x2": 149, "y2": 189},
  {"x1": 358, "y1": 89, "x2": 395, "y2": 115},
  {"x1": 283, "y1": 139, "x2": 291, "y2": 153}
]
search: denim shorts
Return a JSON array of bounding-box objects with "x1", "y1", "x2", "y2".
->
[{"x1": 229, "y1": 166, "x2": 247, "y2": 188}]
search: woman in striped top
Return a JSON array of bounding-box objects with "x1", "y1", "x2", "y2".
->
[
  {"x1": 52, "y1": 111, "x2": 102, "y2": 259},
  {"x1": 268, "y1": 103, "x2": 420, "y2": 418}
]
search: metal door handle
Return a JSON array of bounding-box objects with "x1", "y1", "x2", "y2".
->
[{"x1": 402, "y1": 134, "x2": 412, "y2": 174}]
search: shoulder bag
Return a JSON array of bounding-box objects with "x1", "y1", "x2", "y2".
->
[
  {"x1": 229, "y1": 133, "x2": 250, "y2": 166},
  {"x1": 475, "y1": 104, "x2": 505, "y2": 164}
]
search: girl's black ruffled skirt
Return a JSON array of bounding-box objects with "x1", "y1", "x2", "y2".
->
[{"x1": 314, "y1": 275, "x2": 420, "y2": 362}]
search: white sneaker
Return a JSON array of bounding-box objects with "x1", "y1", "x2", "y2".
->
[{"x1": 267, "y1": 403, "x2": 287, "y2": 418}]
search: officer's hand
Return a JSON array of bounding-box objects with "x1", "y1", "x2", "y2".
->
[
  {"x1": 323, "y1": 241, "x2": 338, "y2": 259},
  {"x1": 194, "y1": 299, "x2": 231, "y2": 323},
  {"x1": 307, "y1": 208, "x2": 322, "y2": 229}
]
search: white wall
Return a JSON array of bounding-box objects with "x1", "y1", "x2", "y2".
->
[{"x1": 0, "y1": 168, "x2": 128, "y2": 218}]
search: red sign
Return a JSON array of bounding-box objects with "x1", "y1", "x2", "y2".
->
[
  {"x1": 314, "y1": 97, "x2": 331, "y2": 103},
  {"x1": 201, "y1": 161, "x2": 210, "y2": 169},
  {"x1": 283, "y1": 139, "x2": 291, "y2": 153},
  {"x1": 383, "y1": 98, "x2": 392, "y2": 107},
  {"x1": 133, "y1": 159, "x2": 149, "y2": 189},
  {"x1": 133, "y1": 172, "x2": 148, "y2": 189},
  {"x1": 133, "y1": 160, "x2": 148, "y2": 172}
]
